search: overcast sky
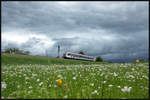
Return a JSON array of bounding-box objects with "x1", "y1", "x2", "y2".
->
[{"x1": 2, "y1": 1, "x2": 149, "y2": 62}]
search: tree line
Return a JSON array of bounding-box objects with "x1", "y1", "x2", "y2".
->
[{"x1": 3, "y1": 48, "x2": 30, "y2": 55}]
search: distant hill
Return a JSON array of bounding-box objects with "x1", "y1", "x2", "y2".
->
[
  {"x1": 1, "y1": 53, "x2": 108, "y2": 65},
  {"x1": 107, "y1": 58, "x2": 148, "y2": 63}
]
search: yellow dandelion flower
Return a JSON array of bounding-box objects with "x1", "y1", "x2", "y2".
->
[{"x1": 57, "y1": 79, "x2": 62, "y2": 85}]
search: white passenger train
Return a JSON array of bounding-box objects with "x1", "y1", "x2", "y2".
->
[{"x1": 63, "y1": 51, "x2": 95, "y2": 61}]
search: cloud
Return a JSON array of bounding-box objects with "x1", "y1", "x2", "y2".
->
[
  {"x1": 2, "y1": 1, "x2": 149, "y2": 62},
  {"x1": 2, "y1": 30, "x2": 55, "y2": 55}
]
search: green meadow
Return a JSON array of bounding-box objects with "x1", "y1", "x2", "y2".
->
[{"x1": 1, "y1": 53, "x2": 149, "y2": 99}]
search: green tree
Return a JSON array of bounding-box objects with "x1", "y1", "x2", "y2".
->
[
  {"x1": 24, "y1": 51, "x2": 30, "y2": 55},
  {"x1": 79, "y1": 51, "x2": 85, "y2": 55},
  {"x1": 13, "y1": 48, "x2": 20, "y2": 54},
  {"x1": 5, "y1": 48, "x2": 13, "y2": 54},
  {"x1": 4, "y1": 48, "x2": 30, "y2": 55},
  {"x1": 96, "y1": 56, "x2": 103, "y2": 62}
]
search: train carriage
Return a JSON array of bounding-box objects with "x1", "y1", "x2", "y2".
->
[{"x1": 63, "y1": 51, "x2": 95, "y2": 61}]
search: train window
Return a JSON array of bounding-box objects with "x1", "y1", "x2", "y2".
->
[
  {"x1": 84, "y1": 56, "x2": 86, "y2": 58},
  {"x1": 76, "y1": 55, "x2": 79, "y2": 57},
  {"x1": 82, "y1": 56, "x2": 85, "y2": 58},
  {"x1": 72, "y1": 54, "x2": 75, "y2": 56},
  {"x1": 68, "y1": 53, "x2": 71, "y2": 56}
]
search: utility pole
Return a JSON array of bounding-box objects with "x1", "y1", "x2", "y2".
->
[
  {"x1": 45, "y1": 49, "x2": 48, "y2": 57},
  {"x1": 58, "y1": 45, "x2": 60, "y2": 58}
]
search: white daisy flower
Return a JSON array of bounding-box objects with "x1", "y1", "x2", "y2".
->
[
  {"x1": 39, "y1": 82, "x2": 43, "y2": 86},
  {"x1": 57, "y1": 74, "x2": 62, "y2": 78},
  {"x1": 25, "y1": 77, "x2": 29, "y2": 80},
  {"x1": 17, "y1": 85, "x2": 20, "y2": 88},
  {"x1": 121, "y1": 86, "x2": 132, "y2": 92},
  {"x1": 64, "y1": 95, "x2": 67, "y2": 98},
  {"x1": 32, "y1": 73, "x2": 37, "y2": 77},
  {"x1": 103, "y1": 81, "x2": 106, "y2": 84},
  {"x1": 29, "y1": 86, "x2": 32, "y2": 89},
  {"x1": 117, "y1": 86, "x2": 121, "y2": 88},
  {"x1": 94, "y1": 90, "x2": 98, "y2": 93},
  {"x1": 2, "y1": 82, "x2": 7, "y2": 89},
  {"x1": 80, "y1": 74, "x2": 82, "y2": 77},
  {"x1": 73, "y1": 76, "x2": 76, "y2": 80},
  {"x1": 113, "y1": 72, "x2": 118, "y2": 77},
  {"x1": 90, "y1": 83, "x2": 94, "y2": 86},
  {"x1": 91, "y1": 90, "x2": 98, "y2": 95},
  {"x1": 109, "y1": 84, "x2": 113, "y2": 87},
  {"x1": 28, "y1": 90, "x2": 32, "y2": 94},
  {"x1": 37, "y1": 79, "x2": 40, "y2": 82}
]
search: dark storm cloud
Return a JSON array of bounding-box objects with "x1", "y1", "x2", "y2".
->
[
  {"x1": 2, "y1": 1, "x2": 149, "y2": 62},
  {"x1": 2, "y1": 2, "x2": 148, "y2": 35}
]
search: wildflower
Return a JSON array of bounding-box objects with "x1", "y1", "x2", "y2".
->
[
  {"x1": 73, "y1": 76, "x2": 76, "y2": 80},
  {"x1": 57, "y1": 74, "x2": 62, "y2": 79},
  {"x1": 142, "y1": 75, "x2": 148, "y2": 79},
  {"x1": 94, "y1": 90, "x2": 98, "y2": 93},
  {"x1": 90, "y1": 83, "x2": 94, "y2": 87},
  {"x1": 25, "y1": 77, "x2": 29, "y2": 80},
  {"x1": 103, "y1": 81, "x2": 106, "y2": 84},
  {"x1": 29, "y1": 86, "x2": 32, "y2": 89},
  {"x1": 2, "y1": 82, "x2": 7, "y2": 89},
  {"x1": 25, "y1": 81, "x2": 29, "y2": 84},
  {"x1": 57, "y1": 79, "x2": 62, "y2": 85},
  {"x1": 37, "y1": 79, "x2": 40, "y2": 82},
  {"x1": 91, "y1": 90, "x2": 98, "y2": 95},
  {"x1": 64, "y1": 95, "x2": 67, "y2": 98},
  {"x1": 17, "y1": 85, "x2": 20, "y2": 88},
  {"x1": 28, "y1": 90, "x2": 32, "y2": 94},
  {"x1": 98, "y1": 86, "x2": 101, "y2": 89},
  {"x1": 121, "y1": 86, "x2": 132, "y2": 92},
  {"x1": 109, "y1": 84, "x2": 113, "y2": 87},
  {"x1": 39, "y1": 82, "x2": 43, "y2": 86},
  {"x1": 128, "y1": 75, "x2": 135, "y2": 79},
  {"x1": 132, "y1": 68, "x2": 135, "y2": 71},
  {"x1": 113, "y1": 72, "x2": 118, "y2": 77},
  {"x1": 117, "y1": 86, "x2": 121, "y2": 88},
  {"x1": 32, "y1": 73, "x2": 37, "y2": 77},
  {"x1": 100, "y1": 73, "x2": 104, "y2": 76}
]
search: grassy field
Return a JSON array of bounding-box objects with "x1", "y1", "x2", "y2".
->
[
  {"x1": 1, "y1": 53, "x2": 149, "y2": 99},
  {"x1": 1, "y1": 53, "x2": 107, "y2": 65}
]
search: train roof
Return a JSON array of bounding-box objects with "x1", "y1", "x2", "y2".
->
[{"x1": 65, "y1": 51, "x2": 94, "y2": 58}]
